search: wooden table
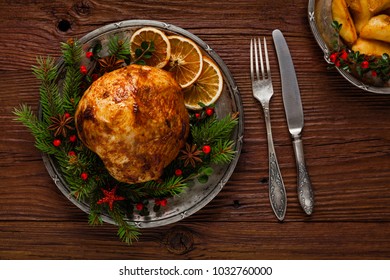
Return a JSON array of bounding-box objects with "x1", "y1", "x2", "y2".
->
[{"x1": 1, "y1": 0, "x2": 390, "y2": 260}]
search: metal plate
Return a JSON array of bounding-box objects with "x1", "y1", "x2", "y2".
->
[
  {"x1": 42, "y1": 20, "x2": 244, "y2": 228},
  {"x1": 308, "y1": 0, "x2": 390, "y2": 94}
]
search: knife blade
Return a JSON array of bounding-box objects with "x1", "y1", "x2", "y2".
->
[{"x1": 272, "y1": 29, "x2": 314, "y2": 215}]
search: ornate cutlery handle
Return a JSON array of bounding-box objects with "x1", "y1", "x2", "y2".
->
[
  {"x1": 292, "y1": 136, "x2": 314, "y2": 215},
  {"x1": 264, "y1": 107, "x2": 287, "y2": 221}
]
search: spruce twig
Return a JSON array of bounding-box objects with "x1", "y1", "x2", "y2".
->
[
  {"x1": 210, "y1": 140, "x2": 236, "y2": 164},
  {"x1": 32, "y1": 57, "x2": 62, "y2": 123},
  {"x1": 61, "y1": 39, "x2": 83, "y2": 114},
  {"x1": 141, "y1": 176, "x2": 188, "y2": 197},
  {"x1": 110, "y1": 208, "x2": 140, "y2": 245},
  {"x1": 108, "y1": 35, "x2": 130, "y2": 60},
  {"x1": 13, "y1": 104, "x2": 59, "y2": 155},
  {"x1": 192, "y1": 114, "x2": 238, "y2": 146}
]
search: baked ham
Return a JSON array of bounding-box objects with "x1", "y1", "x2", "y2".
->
[{"x1": 75, "y1": 64, "x2": 189, "y2": 184}]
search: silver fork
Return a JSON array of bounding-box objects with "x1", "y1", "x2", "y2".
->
[{"x1": 250, "y1": 37, "x2": 287, "y2": 221}]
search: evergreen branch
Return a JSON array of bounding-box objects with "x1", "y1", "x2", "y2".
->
[
  {"x1": 110, "y1": 208, "x2": 140, "y2": 245},
  {"x1": 119, "y1": 183, "x2": 148, "y2": 202},
  {"x1": 88, "y1": 210, "x2": 103, "y2": 226},
  {"x1": 32, "y1": 57, "x2": 62, "y2": 123},
  {"x1": 61, "y1": 39, "x2": 83, "y2": 114},
  {"x1": 61, "y1": 39, "x2": 82, "y2": 66},
  {"x1": 210, "y1": 140, "x2": 236, "y2": 164},
  {"x1": 62, "y1": 65, "x2": 83, "y2": 114},
  {"x1": 63, "y1": 172, "x2": 96, "y2": 200},
  {"x1": 192, "y1": 114, "x2": 238, "y2": 147},
  {"x1": 13, "y1": 104, "x2": 59, "y2": 155},
  {"x1": 142, "y1": 176, "x2": 188, "y2": 197},
  {"x1": 88, "y1": 189, "x2": 104, "y2": 226},
  {"x1": 56, "y1": 148, "x2": 102, "y2": 201},
  {"x1": 108, "y1": 35, "x2": 130, "y2": 60}
]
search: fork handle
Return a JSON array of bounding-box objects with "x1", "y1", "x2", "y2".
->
[
  {"x1": 292, "y1": 135, "x2": 314, "y2": 215},
  {"x1": 264, "y1": 107, "x2": 287, "y2": 221}
]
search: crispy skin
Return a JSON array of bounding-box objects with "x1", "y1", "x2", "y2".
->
[{"x1": 75, "y1": 64, "x2": 190, "y2": 184}]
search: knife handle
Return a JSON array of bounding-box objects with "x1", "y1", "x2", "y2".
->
[
  {"x1": 292, "y1": 136, "x2": 314, "y2": 215},
  {"x1": 264, "y1": 107, "x2": 287, "y2": 221}
]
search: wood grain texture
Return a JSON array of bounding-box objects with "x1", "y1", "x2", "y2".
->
[{"x1": 2, "y1": 0, "x2": 390, "y2": 259}]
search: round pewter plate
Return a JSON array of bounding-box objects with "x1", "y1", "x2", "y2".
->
[
  {"x1": 42, "y1": 20, "x2": 244, "y2": 228},
  {"x1": 308, "y1": 0, "x2": 390, "y2": 94}
]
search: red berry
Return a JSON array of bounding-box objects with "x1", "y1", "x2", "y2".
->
[
  {"x1": 86, "y1": 51, "x2": 93, "y2": 59},
  {"x1": 135, "y1": 203, "x2": 143, "y2": 211},
  {"x1": 205, "y1": 108, "x2": 214, "y2": 116},
  {"x1": 155, "y1": 198, "x2": 167, "y2": 206},
  {"x1": 80, "y1": 172, "x2": 88, "y2": 181},
  {"x1": 202, "y1": 145, "x2": 211, "y2": 154},
  {"x1": 175, "y1": 169, "x2": 183, "y2": 176},
  {"x1": 329, "y1": 52, "x2": 338, "y2": 63},
  {"x1": 69, "y1": 135, "x2": 77, "y2": 143},
  {"x1": 372, "y1": 70, "x2": 378, "y2": 77},
  {"x1": 68, "y1": 151, "x2": 76, "y2": 157},
  {"x1": 195, "y1": 113, "x2": 201, "y2": 119},
  {"x1": 159, "y1": 198, "x2": 167, "y2": 207},
  {"x1": 340, "y1": 50, "x2": 348, "y2": 61},
  {"x1": 64, "y1": 112, "x2": 71, "y2": 119},
  {"x1": 361, "y1": 61, "x2": 369, "y2": 69},
  {"x1": 80, "y1": 65, "x2": 88, "y2": 75},
  {"x1": 53, "y1": 139, "x2": 61, "y2": 147}
]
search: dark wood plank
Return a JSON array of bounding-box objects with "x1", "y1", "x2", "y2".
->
[{"x1": 1, "y1": 221, "x2": 390, "y2": 260}]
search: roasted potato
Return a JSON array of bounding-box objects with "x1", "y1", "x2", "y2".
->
[
  {"x1": 332, "y1": 0, "x2": 358, "y2": 45},
  {"x1": 367, "y1": 0, "x2": 390, "y2": 13},
  {"x1": 346, "y1": 0, "x2": 362, "y2": 12},
  {"x1": 333, "y1": 0, "x2": 390, "y2": 56},
  {"x1": 350, "y1": 0, "x2": 372, "y2": 33},
  {"x1": 360, "y1": 14, "x2": 390, "y2": 43},
  {"x1": 347, "y1": 0, "x2": 390, "y2": 33},
  {"x1": 352, "y1": 37, "x2": 390, "y2": 55}
]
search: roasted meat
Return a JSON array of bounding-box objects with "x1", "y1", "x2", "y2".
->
[{"x1": 75, "y1": 64, "x2": 190, "y2": 184}]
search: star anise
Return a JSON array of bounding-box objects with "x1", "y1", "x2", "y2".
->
[
  {"x1": 179, "y1": 143, "x2": 202, "y2": 168},
  {"x1": 98, "y1": 55, "x2": 125, "y2": 73},
  {"x1": 48, "y1": 113, "x2": 74, "y2": 137}
]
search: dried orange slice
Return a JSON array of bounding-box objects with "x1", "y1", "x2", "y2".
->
[
  {"x1": 130, "y1": 27, "x2": 171, "y2": 68},
  {"x1": 165, "y1": 35, "x2": 203, "y2": 88},
  {"x1": 183, "y1": 56, "x2": 223, "y2": 110}
]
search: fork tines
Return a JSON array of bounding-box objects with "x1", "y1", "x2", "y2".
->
[{"x1": 250, "y1": 37, "x2": 271, "y2": 82}]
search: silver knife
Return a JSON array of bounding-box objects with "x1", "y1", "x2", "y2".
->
[{"x1": 272, "y1": 29, "x2": 314, "y2": 215}]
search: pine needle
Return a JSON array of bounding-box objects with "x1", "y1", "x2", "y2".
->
[
  {"x1": 32, "y1": 57, "x2": 62, "y2": 122},
  {"x1": 61, "y1": 39, "x2": 83, "y2": 114},
  {"x1": 110, "y1": 209, "x2": 140, "y2": 245},
  {"x1": 61, "y1": 39, "x2": 82, "y2": 66},
  {"x1": 108, "y1": 35, "x2": 130, "y2": 60},
  {"x1": 192, "y1": 114, "x2": 238, "y2": 146},
  {"x1": 142, "y1": 176, "x2": 188, "y2": 197},
  {"x1": 13, "y1": 104, "x2": 58, "y2": 155},
  {"x1": 210, "y1": 140, "x2": 236, "y2": 164}
]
